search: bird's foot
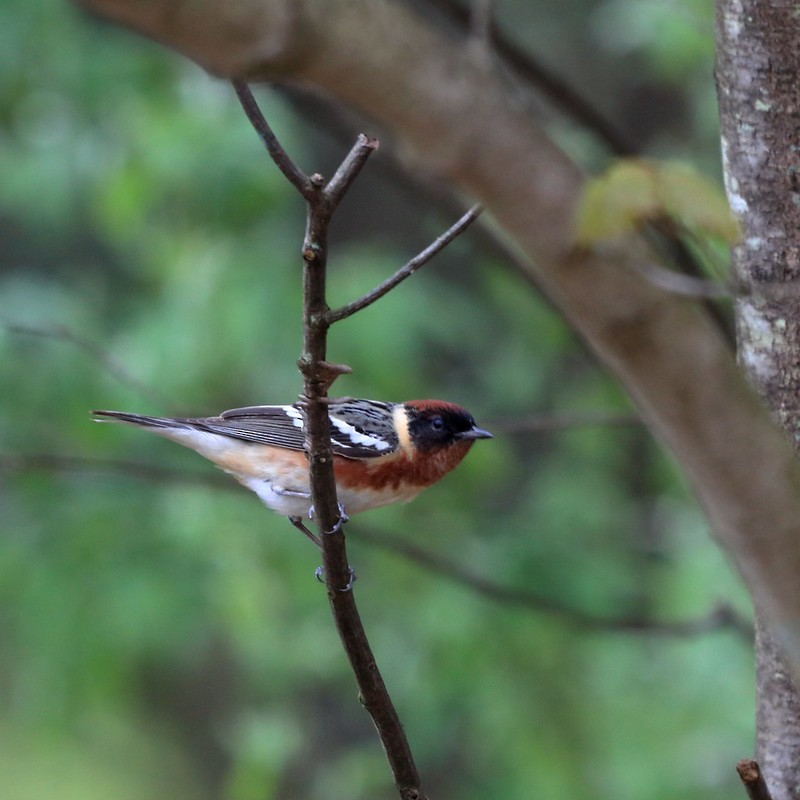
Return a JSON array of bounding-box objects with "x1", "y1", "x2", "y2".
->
[
  {"x1": 307, "y1": 501, "x2": 349, "y2": 535},
  {"x1": 315, "y1": 565, "x2": 357, "y2": 592}
]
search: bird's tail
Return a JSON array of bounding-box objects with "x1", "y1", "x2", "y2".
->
[{"x1": 92, "y1": 410, "x2": 183, "y2": 429}]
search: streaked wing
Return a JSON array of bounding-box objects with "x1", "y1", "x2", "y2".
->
[
  {"x1": 328, "y1": 399, "x2": 399, "y2": 458},
  {"x1": 193, "y1": 401, "x2": 400, "y2": 459},
  {"x1": 198, "y1": 405, "x2": 306, "y2": 450}
]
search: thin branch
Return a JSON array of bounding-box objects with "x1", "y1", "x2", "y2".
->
[
  {"x1": 354, "y1": 528, "x2": 753, "y2": 640},
  {"x1": 327, "y1": 204, "x2": 483, "y2": 323},
  {"x1": 231, "y1": 80, "x2": 314, "y2": 198},
  {"x1": 736, "y1": 760, "x2": 775, "y2": 800},
  {"x1": 235, "y1": 86, "x2": 426, "y2": 800},
  {"x1": 635, "y1": 261, "x2": 731, "y2": 299},
  {"x1": 645, "y1": 220, "x2": 735, "y2": 345},
  {"x1": 2, "y1": 321, "x2": 175, "y2": 410},
  {"x1": 324, "y1": 134, "x2": 380, "y2": 211}
]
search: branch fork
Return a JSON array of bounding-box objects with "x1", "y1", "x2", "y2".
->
[{"x1": 233, "y1": 80, "x2": 479, "y2": 800}]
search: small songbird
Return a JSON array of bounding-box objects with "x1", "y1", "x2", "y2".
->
[{"x1": 93, "y1": 399, "x2": 492, "y2": 523}]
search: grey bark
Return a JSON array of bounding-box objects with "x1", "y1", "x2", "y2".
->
[{"x1": 715, "y1": 1, "x2": 800, "y2": 798}]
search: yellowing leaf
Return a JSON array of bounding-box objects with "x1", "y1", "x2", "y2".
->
[
  {"x1": 575, "y1": 159, "x2": 740, "y2": 246},
  {"x1": 576, "y1": 161, "x2": 659, "y2": 244},
  {"x1": 658, "y1": 163, "x2": 741, "y2": 243}
]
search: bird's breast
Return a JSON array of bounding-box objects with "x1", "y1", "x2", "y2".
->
[{"x1": 334, "y1": 441, "x2": 473, "y2": 491}]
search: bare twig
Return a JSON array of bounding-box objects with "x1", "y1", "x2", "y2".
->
[
  {"x1": 235, "y1": 82, "x2": 426, "y2": 800},
  {"x1": 736, "y1": 760, "x2": 774, "y2": 800},
  {"x1": 327, "y1": 204, "x2": 483, "y2": 323},
  {"x1": 635, "y1": 261, "x2": 731, "y2": 299},
  {"x1": 231, "y1": 81, "x2": 314, "y2": 198},
  {"x1": 323, "y1": 134, "x2": 380, "y2": 209}
]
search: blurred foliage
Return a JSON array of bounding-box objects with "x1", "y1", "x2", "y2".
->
[
  {"x1": 576, "y1": 159, "x2": 740, "y2": 246},
  {"x1": 0, "y1": 1, "x2": 752, "y2": 799}
]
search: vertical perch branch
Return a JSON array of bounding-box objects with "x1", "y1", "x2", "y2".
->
[{"x1": 232, "y1": 81, "x2": 427, "y2": 800}]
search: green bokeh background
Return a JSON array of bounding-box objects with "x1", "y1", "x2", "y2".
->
[{"x1": 0, "y1": 2, "x2": 752, "y2": 799}]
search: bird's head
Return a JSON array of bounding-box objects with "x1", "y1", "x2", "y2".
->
[{"x1": 404, "y1": 400, "x2": 492, "y2": 452}]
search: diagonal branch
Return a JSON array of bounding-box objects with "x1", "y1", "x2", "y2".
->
[
  {"x1": 231, "y1": 81, "x2": 314, "y2": 198},
  {"x1": 327, "y1": 204, "x2": 482, "y2": 323},
  {"x1": 324, "y1": 134, "x2": 380, "y2": 210}
]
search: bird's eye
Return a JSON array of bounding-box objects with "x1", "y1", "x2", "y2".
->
[{"x1": 431, "y1": 416, "x2": 445, "y2": 431}]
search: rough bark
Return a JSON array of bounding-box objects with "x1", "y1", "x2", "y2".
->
[
  {"x1": 77, "y1": 0, "x2": 800, "y2": 663},
  {"x1": 715, "y1": 2, "x2": 800, "y2": 797}
]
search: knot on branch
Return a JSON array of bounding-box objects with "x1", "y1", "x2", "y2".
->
[
  {"x1": 303, "y1": 244, "x2": 322, "y2": 263},
  {"x1": 298, "y1": 359, "x2": 352, "y2": 394},
  {"x1": 736, "y1": 759, "x2": 773, "y2": 800}
]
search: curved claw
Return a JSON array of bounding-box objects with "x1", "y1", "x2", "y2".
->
[
  {"x1": 307, "y1": 502, "x2": 350, "y2": 535},
  {"x1": 341, "y1": 566, "x2": 357, "y2": 592},
  {"x1": 314, "y1": 565, "x2": 357, "y2": 592}
]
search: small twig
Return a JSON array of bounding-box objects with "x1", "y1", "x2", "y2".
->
[
  {"x1": 327, "y1": 204, "x2": 483, "y2": 323},
  {"x1": 635, "y1": 261, "x2": 731, "y2": 299},
  {"x1": 645, "y1": 220, "x2": 735, "y2": 345},
  {"x1": 231, "y1": 81, "x2": 314, "y2": 198},
  {"x1": 736, "y1": 760, "x2": 774, "y2": 800},
  {"x1": 324, "y1": 134, "x2": 380, "y2": 210},
  {"x1": 2, "y1": 320, "x2": 175, "y2": 409}
]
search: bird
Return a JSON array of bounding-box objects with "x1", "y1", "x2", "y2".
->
[{"x1": 93, "y1": 399, "x2": 492, "y2": 537}]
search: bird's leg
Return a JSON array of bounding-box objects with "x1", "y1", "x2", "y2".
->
[{"x1": 288, "y1": 516, "x2": 322, "y2": 548}]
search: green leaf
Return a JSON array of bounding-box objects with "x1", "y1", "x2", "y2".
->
[
  {"x1": 576, "y1": 159, "x2": 740, "y2": 246},
  {"x1": 659, "y1": 162, "x2": 741, "y2": 242}
]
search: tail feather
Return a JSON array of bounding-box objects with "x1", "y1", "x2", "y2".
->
[{"x1": 92, "y1": 410, "x2": 183, "y2": 429}]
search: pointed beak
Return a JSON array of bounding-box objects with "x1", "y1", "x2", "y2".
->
[{"x1": 456, "y1": 426, "x2": 493, "y2": 441}]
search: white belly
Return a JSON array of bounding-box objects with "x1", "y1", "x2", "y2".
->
[
  {"x1": 236, "y1": 474, "x2": 423, "y2": 518},
  {"x1": 237, "y1": 476, "x2": 314, "y2": 517}
]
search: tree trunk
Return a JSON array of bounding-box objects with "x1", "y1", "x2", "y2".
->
[{"x1": 715, "y1": 1, "x2": 800, "y2": 796}]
